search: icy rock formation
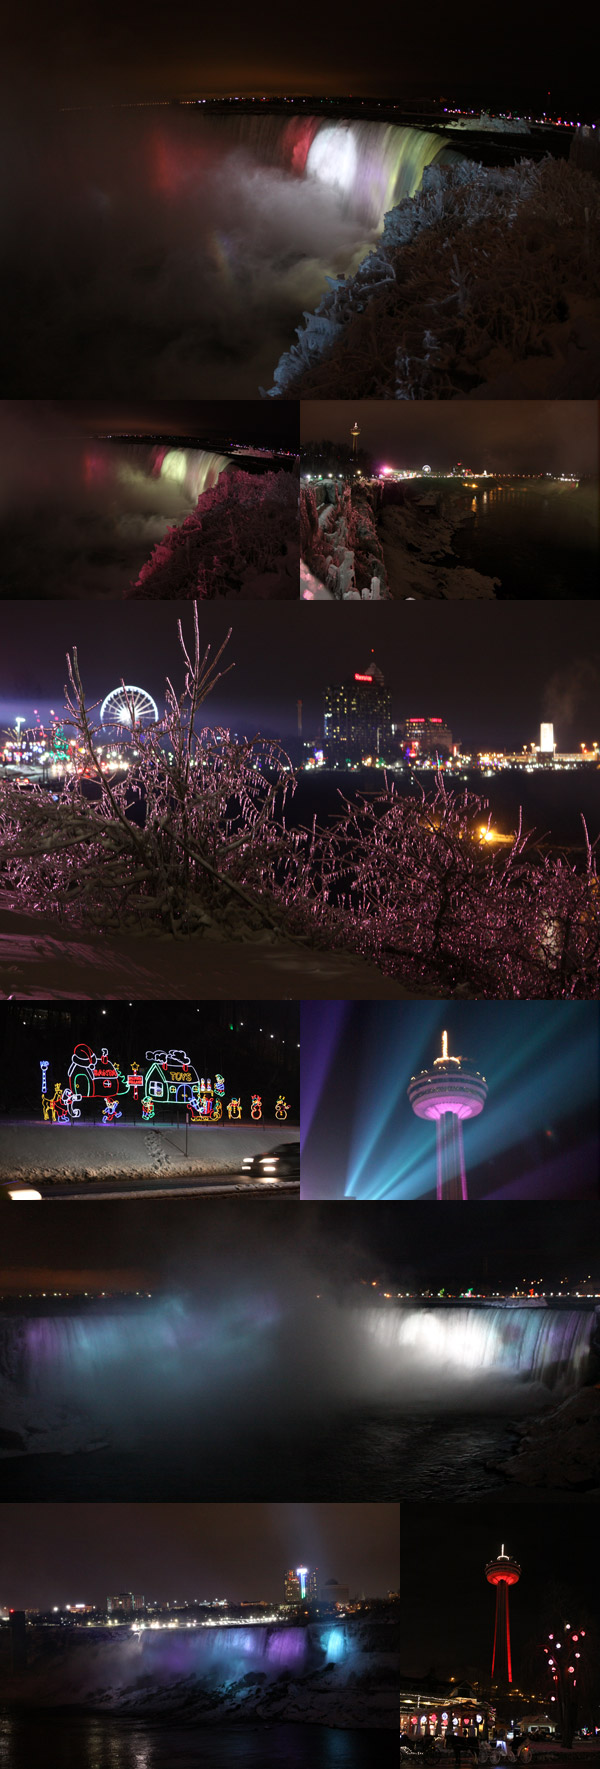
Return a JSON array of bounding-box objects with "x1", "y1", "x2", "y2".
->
[
  {"x1": 300, "y1": 483, "x2": 389, "y2": 598},
  {"x1": 267, "y1": 157, "x2": 600, "y2": 399}
]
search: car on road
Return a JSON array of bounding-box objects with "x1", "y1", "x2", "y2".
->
[
  {"x1": 241, "y1": 1142, "x2": 300, "y2": 1182},
  {"x1": 0, "y1": 1185, "x2": 43, "y2": 1201}
]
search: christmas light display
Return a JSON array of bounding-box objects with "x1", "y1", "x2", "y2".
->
[
  {"x1": 39, "y1": 1045, "x2": 291, "y2": 1126},
  {"x1": 543, "y1": 1620, "x2": 587, "y2": 1749},
  {"x1": 102, "y1": 1100, "x2": 122, "y2": 1125}
]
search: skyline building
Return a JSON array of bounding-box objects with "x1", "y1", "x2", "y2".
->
[
  {"x1": 107, "y1": 1593, "x2": 145, "y2": 1615},
  {"x1": 407, "y1": 1030, "x2": 488, "y2": 1201},
  {"x1": 284, "y1": 1566, "x2": 319, "y2": 1605},
  {"x1": 323, "y1": 655, "x2": 392, "y2": 759},
  {"x1": 485, "y1": 1546, "x2": 522, "y2": 1690},
  {"x1": 404, "y1": 716, "x2": 453, "y2": 759}
]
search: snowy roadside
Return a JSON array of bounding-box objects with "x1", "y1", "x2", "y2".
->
[{"x1": 0, "y1": 1123, "x2": 299, "y2": 1184}]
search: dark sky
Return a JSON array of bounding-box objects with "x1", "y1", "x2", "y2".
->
[
  {"x1": 401, "y1": 1503, "x2": 599, "y2": 1678},
  {"x1": 31, "y1": 401, "x2": 299, "y2": 448},
  {"x1": 5, "y1": 0, "x2": 594, "y2": 109},
  {"x1": 0, "y1": 1502, "x2": 399, "y2": 1608},
  {"x1": 301, "y1": 403, "x2": 600, "y2": 478},
  {"x1": 2, "y1": 603, "x2": 600, "y2": 750},
  {"x1": 0, "y1": 1201, "x2": 598, "y2": 1292}
]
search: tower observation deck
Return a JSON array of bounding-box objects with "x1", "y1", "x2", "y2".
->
[{"x1": 407, "y1": 1030, "x2": 488, "y2": 1201}]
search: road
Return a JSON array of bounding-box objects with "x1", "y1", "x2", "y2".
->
[{"x1": 38, "y1": 1173, "x2": 300, "y2": 1200}]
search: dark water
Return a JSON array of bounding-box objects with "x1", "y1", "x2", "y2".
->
[
  {"x1": 286, "y1": 769, "x2": 600, "y2": 850},
  {"x1": 0, "y1": 1408, "x2": 518, "y2": 1502},
  {"x1": 451, "y1": 483, "x2": 599, "y2": 599},
  {"x1": 0, "y1": 1714, "x2": 392, "y2": 1769}
]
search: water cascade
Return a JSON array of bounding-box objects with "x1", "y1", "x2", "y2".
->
[
  {"x1": 364, "y1": 1305, "x2": 593, "y2": 1395},
  {"x1": 149, "y1": 112, "x2": 447, "y2": 231},
  {"x1": 112, "y1": 444, "x2": 231, "y2": 507}
]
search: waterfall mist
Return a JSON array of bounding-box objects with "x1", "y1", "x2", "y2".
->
[
  {"x1": 0, "y1": 405, "x2": 233, "y2": 596},
  {"x1": 1, "y1": 110, "x2": 446, "y2": 397}
]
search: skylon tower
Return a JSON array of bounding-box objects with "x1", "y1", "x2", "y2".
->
[
  {"x1": 485, "y1": 1545, "x2": 521, "y2": 1690},
  {"x1": 407, "y1": 1030, "x2": 488, "y2": 1200}
]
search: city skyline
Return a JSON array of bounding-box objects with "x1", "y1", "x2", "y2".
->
[
  {"x1": 2, "y1": 603, "x2": 600, "y2": 751},
  {"x1": 300, "y1": 403, "x2": 599, "y2": 478},
  {"x1": 0, "y1": 1502, "x2": 398, "y2": 1610}
]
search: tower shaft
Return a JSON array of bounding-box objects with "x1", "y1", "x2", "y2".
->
[
  {"x1": 436, "y1": 1112, "x2": 468, "y2": 1201},
  {"x1": 491, "y1": 1582, "x2": 513, "y2": 1689}
]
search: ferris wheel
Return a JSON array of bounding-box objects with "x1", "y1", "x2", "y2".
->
[{"x1": 100, "y1": 686, "x2": 159, "y2": 730}]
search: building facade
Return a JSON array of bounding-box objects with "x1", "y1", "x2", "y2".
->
[{"x1": 324, "y1": 659, "x2": 392, "y2": 760}]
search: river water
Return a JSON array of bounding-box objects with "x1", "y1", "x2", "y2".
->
[
  {"x1": 0, "y1": 1714, "x2": 393, "y2": 1769},
  {"x1": 451, "y1": 482, "x2": 599, "y2": 599}
]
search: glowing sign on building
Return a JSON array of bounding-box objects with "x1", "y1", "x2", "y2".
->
[{"x1": 354, "y1": 673, "x2": 373, "y2": 682}]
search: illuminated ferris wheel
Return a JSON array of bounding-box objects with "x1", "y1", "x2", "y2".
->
[{"x1": 100, "y1": 686, "x2": 159, "y2": 730}]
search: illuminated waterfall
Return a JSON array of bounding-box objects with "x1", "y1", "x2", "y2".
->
[
  {"x1": 115, "y1": 445, "x2": 230, "y2": 506},
  {"x1": 304, "y1": 121, "x2": 444, "y2": 226},
  {"x1": 365, "y1": 1306, "x2": 593, "y2": 1392},
  {"x1": 208, "y1": 114, "x2": 446, "y2": 227}
]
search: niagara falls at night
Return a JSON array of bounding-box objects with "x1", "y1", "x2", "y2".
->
[
  {"x1": 2, "y1": 110, "x2": 449, "y2": 399},
  {"x1": 0, "y1": 1499, "x2": 399, "y2": 1769},
  {"x1": 0, "y1": 1202, "x2": 598, "y2": 1503}
]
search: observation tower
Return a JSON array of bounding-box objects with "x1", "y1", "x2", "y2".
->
[
  {"x1": 351, "y1": 420, "x2": 360, "y2": 463},
  {"x1": 485, "y1": 1545, "x2": 521, "y2": 1690},
  {"x1": 407, "y1": 1030, "x2": 487, "y2": 1201}
]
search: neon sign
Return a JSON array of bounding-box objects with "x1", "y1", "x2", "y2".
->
[{"x1": 354, "y1": 673, "x2": 373, "y2": 682}]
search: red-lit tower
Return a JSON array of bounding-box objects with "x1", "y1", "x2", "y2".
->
[
  {"x1": 407, "y1": 1030, "x2": 488, "y2": 1201},
  {"x1": 485, "y1": 1546, "x2": 521, "y2": 1691}
]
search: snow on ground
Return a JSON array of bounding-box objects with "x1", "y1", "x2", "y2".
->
[
  {"x1": 0, "y1": 901, "x2": 417, "y2": 999},
  {"x1": 0, "y1": 1123, "x2": 298, "y2": 1184}
]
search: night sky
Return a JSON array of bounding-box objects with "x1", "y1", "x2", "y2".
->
[
  {"x1": 2, "y1": 602, "x2": 600, "y2": 750},
  {"x1": 5, "y1": 0, "x2": 594, "y2": 109},
  {"x1": 0, "y1": 1501, "x2": 399, "y2": 1609},
  {"x1": 6, "y1": 400, "x2": 299, "y2": 449},
  {"x1": 301, "y1": 403, "x2": 600, "y2": 478},
  {"x1": 0, "y1": 1201, "x2": 598, "y2": 1293},
  {"x1": 401, "y1": 1503, "x2": 599, "y2": 1678}
]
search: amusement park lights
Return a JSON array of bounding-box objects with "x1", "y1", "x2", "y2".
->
[{"x1": 407, "y1": 1030, "x2": 488, "y2": 1201}]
